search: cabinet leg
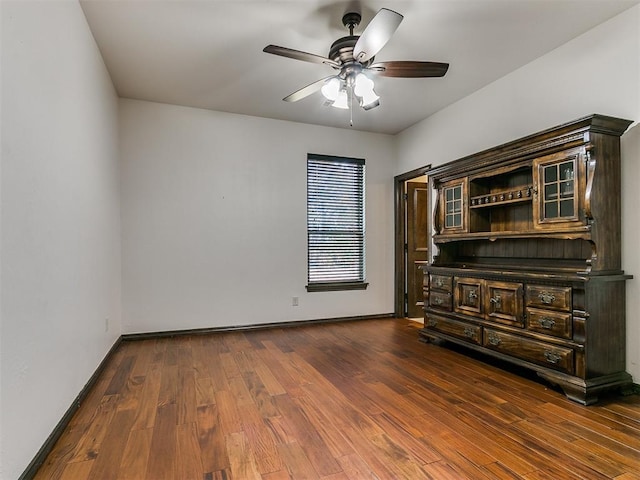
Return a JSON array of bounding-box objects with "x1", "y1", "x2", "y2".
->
[
  {"x1": 536, "y1": 373, "x2": 593, "y2": 405},
  {"x1": 418, "y1": 331, "x2": 433, "y2": 344},
  {"x1": 562, "y1": 385, "x2": 598, "y2": 406},
  {"x1": 537, "y1": 371, "x2": 634, "y2": 405},
  {"x1": 418, "y1": 330, "x2": 445, "y2": 346}
]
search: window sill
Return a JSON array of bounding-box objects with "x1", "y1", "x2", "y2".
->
[{"x1": 306, "y1": 282, "x2": 369, "y2": 292}]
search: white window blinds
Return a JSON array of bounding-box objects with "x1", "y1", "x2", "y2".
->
[{"x1": 307, "y1": 154, "x2": 366, "y2": 289}]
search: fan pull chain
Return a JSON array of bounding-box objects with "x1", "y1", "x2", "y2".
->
[{"x1": 349, "y1": 86, "x2": 354, "y2": 127}]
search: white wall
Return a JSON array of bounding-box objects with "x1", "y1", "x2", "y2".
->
[
  {"x1": 0, "y1": 1, "x2": 121, "y2": 478},
  {"x1": 0, "y1": 1, "x2": 4, "y2": 476},
  {"x1": 120, "y1": 100, "x2": 395, "y2": 333},
  {"x1": 397, "y1": 6, "x2": 640, "y2": 380},
  {"x1": 621, "y1": 123, "x2": 640, "y2": 383}
]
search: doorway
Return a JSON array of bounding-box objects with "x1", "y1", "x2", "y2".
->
[{"x1": 394, "y1": 166, "x2": 431, "y2": 319}]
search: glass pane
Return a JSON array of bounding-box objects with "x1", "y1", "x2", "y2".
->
[
  {"x1": 446, "y1": 188, "x2": 454, "y2": 201},
  {"x1": 446, "y1": 202, "x2": 454, "y2": 214},
  {"x1": 560, "y1": 199, "x2": 574, "y2": 217},
  {"x1": 453, "y1": 199, "x2": 461, "y2": 212},
  {"x1": 453, "y1": 214, "x2": 461, "y2": 226},
  {"x1": 560, "y1": 162, "x2": 574, "y2": 181},
  {"x1": 545, "y1": 184, "x2": 558, "y2": 200},
  {"x1": 453, "y1": 186, "x2": 461, "y2": 200},
  {"x1": 545, "y1": 201, "x2": 558, "y2": 218},
  {"x1": 544, "y1": 165, "x2": 557, "y2": 183},
  {"x1": 560, "y1": 180, "x2": 574, "y2": 198},
  {"x1": 445, "y1": 216, "x2": 453, "y2": 227}
]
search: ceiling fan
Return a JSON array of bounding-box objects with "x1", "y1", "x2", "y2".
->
[{"x1": 263, "y1": 8, "x2": 449, "y2": 114}]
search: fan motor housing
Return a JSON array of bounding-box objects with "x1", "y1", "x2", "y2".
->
[{"x1": 328, "y1": 36, "x2": 374, "y2": 67}]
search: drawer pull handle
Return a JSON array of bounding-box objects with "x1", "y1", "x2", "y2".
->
[
  {"x1": 538, "y1": 291, "x2": 556, "y2": 305},
  {"x1": 427, "y1": 319, "x2": 438, "y2": 327},
  {"x1": 463, "y1": 327, "x2": 475, "y2": 338},
  {"x1": 432, "y1": 297, "x2": 444, "y2": 305},
  {"x1": 489, "y1": 295, "x2": 502, "y2": 309},
  {"x1": 539, "y1": 317, "x2": 556, "y2": 329},
  {"x1": 468, "y1": 290, "x2": 478, "y2": 301},
  {"x1": 544, "y1": 351, "x2": 562, "y2": 364},
  {"x1": 487, "y1": 332, "x2": 501, "y2": 346}
]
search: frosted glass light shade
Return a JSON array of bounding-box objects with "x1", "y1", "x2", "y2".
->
[
  {"x1": 354, "y1": 73, "x2": 373, "y2": 96},
  {"x1": 332, "y1": 89, "x2": 349, "y2": 109},
  {"x1": 321, "y1": 77, "x2": 341, "y2": 101},
  {"x1": 354, "y1": 73, "x2": 379, "y2": 109}
]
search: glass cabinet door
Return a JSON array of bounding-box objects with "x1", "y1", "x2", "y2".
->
[
  {"x1": 533, "y1": 149, "x2": 583, "y2": 229},
  {"x1": 438, "y1": 178, "x2": 468, "y2": 233},
  {"x1": 542, "y1": 160, "x2": 575, "y2": 219},
  {"x1": 444, "y1": 184, "x2": 463, "y2": 228}
]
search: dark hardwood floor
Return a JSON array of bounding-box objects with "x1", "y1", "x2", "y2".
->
[{"x1": 33, "y1": 318, "x2": 640, "y2": 479}]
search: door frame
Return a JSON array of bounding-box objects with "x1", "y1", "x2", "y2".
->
[{"x1": 394, "y1": 165, "x2": 431, "y2": 318}]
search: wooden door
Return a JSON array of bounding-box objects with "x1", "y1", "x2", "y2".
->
[
  {"x1": 484, "y1": 280, "x2": 524, "y2": 327},
  {"x1": 454, "y1": 277, "x2": 483, "y2": 316},
  {"x1": 406, "y1": 182, "x2": 429, "y2": 318}
]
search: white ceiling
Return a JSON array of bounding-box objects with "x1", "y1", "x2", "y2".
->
[{"x1": 80, "y1": 0, "x2": 639, "y2": 135}]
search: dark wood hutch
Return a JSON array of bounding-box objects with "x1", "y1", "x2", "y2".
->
[{"x1": 421, "y1": 114, "x2": 633, "y2": 405}]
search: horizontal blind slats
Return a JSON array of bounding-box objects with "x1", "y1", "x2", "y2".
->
[{"x1": 307, "y1": 155, "x2": 365, "y2": 284}]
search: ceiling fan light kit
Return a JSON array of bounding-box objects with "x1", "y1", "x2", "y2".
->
[
  {"x1": 321, "y1": 71, "x2": 379, "y2": 110},
  {"x1": 263, "y1": 7, "x2": 449, "y2": 122}
]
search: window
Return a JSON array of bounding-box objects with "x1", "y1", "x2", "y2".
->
[{"x1": 307, "y1": 154, "x2": 367, "y2": 292}]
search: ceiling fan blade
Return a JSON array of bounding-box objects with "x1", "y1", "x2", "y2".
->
[
  {"x1": 368, "y1": 61, "x2": 449, "y2": 78},
  {"x1": 263, "y1": 45, "x2": 340, "y2": 68},
  {"x1": 353, "y1": 8, "x2": 403, "y2": 63},
  {"x1": 283, "y1": 76, "x2": 336, "y2": 102}
]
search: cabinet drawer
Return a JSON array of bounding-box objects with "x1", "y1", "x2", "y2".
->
[
  {"x1": 454, "y1": 277, "x2": 483, "y2": 316},
  {"x1": 430, "y1": 274, "x2": 452, "y2": 293},
  {"x1": 425, "y1": 315, "x2": 481, "y2": 345},
  {"x1": 483, "y1": 329, "x2": 574, "y2": 374},
  {"x1": 526, "y1": 285, "x2": 571, "y2": 311},
  {"x1": 484, "y1": 281, "x2": 524, "y2": 327},
  {"x1": 526, "y1": 307, "x2": 572, "y2": 339},
  {"x1": 429, "y1": 291, "x2": 452, "y2": 311}
]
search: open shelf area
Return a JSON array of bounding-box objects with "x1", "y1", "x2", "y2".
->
[{"x1": 469, "y1": 186, "x2": 533, "y2": 209}]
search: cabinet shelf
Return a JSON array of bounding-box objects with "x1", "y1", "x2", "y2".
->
[
  {"x1": 469, "y1": 185, "x2": 534, "y2": 209},
  {"x1": 434, "y1": 226, "x2": 591, "y2": 243}
]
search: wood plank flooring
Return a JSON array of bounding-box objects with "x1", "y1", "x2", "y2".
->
[{"x1": 33, "y1": 318, "x2": 640, "y2": 479}]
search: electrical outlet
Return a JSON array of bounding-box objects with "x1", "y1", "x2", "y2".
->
[{"x1": 292, "y1": 296, "x2": 299, "y2": 307}]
